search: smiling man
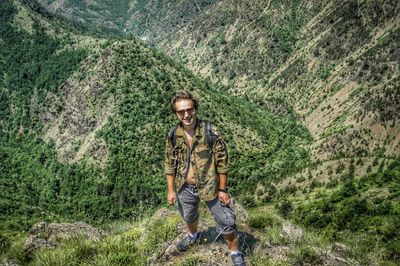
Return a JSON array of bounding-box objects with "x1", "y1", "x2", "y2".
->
[{"x1": 164, "y1": 91, "x2": 245, "y2": 266}]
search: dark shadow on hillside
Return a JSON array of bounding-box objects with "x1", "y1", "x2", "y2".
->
[{"x1": 197, "y1": 226, "x2": 258, "y2": 255}]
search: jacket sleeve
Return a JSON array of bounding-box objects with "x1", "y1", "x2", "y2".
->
[
  {"x1": 213, "y1": 131, "x2": 229, "y2": 174},
  {"x1": 164, "y1": 137, "x2": 176, "y2": 175}
]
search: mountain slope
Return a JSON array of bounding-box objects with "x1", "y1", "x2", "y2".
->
[
  {"x1": 155, "y1": 0, "x2": 400, "y2": 163},
  {"x1": 36, "y1": 0, "x2": 400, "y2": 178},
  {"x1": 0, "y1": 0, "x2": 310, "y2": 230},
  {"x1": 1, "y1": 1, "x2": 399, "y2": 265}
]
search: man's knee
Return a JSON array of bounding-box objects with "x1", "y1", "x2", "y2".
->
[
  {"x1": 178, "y1": 198, "x2": 199, "y2": 223},
  {"x1": 218, "y1": 216, "x2": 236, "y2": 235},
  {"x1": 208, "y1": 199, "x2": 237, "y2": 235}
]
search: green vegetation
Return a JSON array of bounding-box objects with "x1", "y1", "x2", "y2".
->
[
  {"x1": 0, "y1": 0, "x2": 311, "y2": 233},
  {"x1": 38, "y1": 0, "x2": 218, "y2": 40},
  {"x1": 245, "y1": 208, "x2": 336, "y2": 265},
  {"x1": 0, "y1": 0, "x2": 93, "y2": 231},
  {"x1": 287, "y1": 159, "x2": 400, "y2": 264},
  {"x1": 38, "y1": 0, "x2": 400, "y2": 163},
  {"x1": 3, "y1": 215, "x2": 179, "y2": 265},
  {"x1": 0, "y1": 0, "x2": 87, "y2": 132},
  {"x1": 0, "y1": 135, "x2": 94, "y2": 231},
  {"x1": 1, "y1": 0, "x2": 399, "y2": 264}
]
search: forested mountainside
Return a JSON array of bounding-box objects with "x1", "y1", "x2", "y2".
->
[
  {"x1": 156, "y1": 0, "x2": 400, "y2": 164},
  {"x1": 1, "y1": 0, "x2": 399, "y2": 265},
  {"x1": 1, "y1": 0, "x2": 309, "y2": 230},
  {"x1": 39, "y1": 0, "x2": 400, "y2": 174},
  {"x1": 36, "y1": 0, "x2": 218, "y2": 39}
]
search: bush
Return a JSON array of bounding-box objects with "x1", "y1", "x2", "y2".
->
[
  {"x1": 0, "y1": 234, "x2": 11, "y2": 254},
  {"x1": 276, "y1": 199, "x2": 293, "y2": 218},
  {"x1": 292, "y1": 246, "x2": 322, "y2": 265},
  {"x1": 249, "y1": 212, "x2": 281, "y2": 229}
]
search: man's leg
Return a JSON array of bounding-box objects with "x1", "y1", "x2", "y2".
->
[
  {"x1": 187, "y1": 219, "x2": 199, "y2": 235},
  {"x1": 206, "y1": 197, "x2": 238, "y2": 242},
  {"x1": 206, "y1": 197, "x2": 246, "y2": 266},
  {"x1": 223, "y1": 232, "x2": 239, "y2": 251},
  {"x1": 176, "y1": 183, "x2": 201, "y2": 251}
]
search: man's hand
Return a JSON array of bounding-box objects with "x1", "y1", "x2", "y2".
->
[
  {"x1": 218, "y1": 191, "x2": 230, "y2": 206},
  {"x1": 168, "y1": 191, "x2": 177, "y2": 205}
]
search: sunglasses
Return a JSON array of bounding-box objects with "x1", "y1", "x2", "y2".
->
[{"x1": 176, "y1": 107, "x2": 195, "y2": 116}]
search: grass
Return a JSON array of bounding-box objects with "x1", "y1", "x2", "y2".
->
[
  {"x1": 249, "y1": 213, "x2": 282, "y2": 229},
  {"x1": 178, "y1": 254, "x2": 208, "y2": 266},
  {"x1": 2, "y1": 201, "x2": 398, "y2": 265},
  {"x1": 0, "y1": 232, "x2": 29, "y2": 265},
  {"x1": 1, "y1": 214, "x2": 180, "y2": 266},
  {"x1": 247, "y1": 206, "x2": 360, "y2": 265},
  {"x1": 290, "y1": 245, "x2": 323, "y2": 265}
]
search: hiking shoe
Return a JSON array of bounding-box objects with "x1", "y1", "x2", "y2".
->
[
  {"x1": 177, "y1": 233, "x2": 201, "y2": 252},
  {"x1": 231, "y1": 252, "x2": 246, "y2": 266}
]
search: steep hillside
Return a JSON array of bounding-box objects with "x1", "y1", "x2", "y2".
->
[
  {"x1": 36, "y1": 0, "x2": 218, "y2": 39},
  {"x1": 36, "y1": 0, "x2": 400, "y2": 178},
  {"x1": 0, "y1": 0, "x2": 310, "y2": 231},
  {"x1": 156, "y1": 0, "x2": 400, "y2": 165},
  {"x1": 1, "y1": 1, "x2": 399, "y2": 265}
]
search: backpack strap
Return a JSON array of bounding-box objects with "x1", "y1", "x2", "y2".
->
[
  {"x1": 167, "y1": 125, "x2": 178, "y2": 147},
  {"x1": 167, "y1": 125, "x2": 179, "y2": 172},
  {"x1": 205, "y1": 121, "x2": 217, "y2": 151}
]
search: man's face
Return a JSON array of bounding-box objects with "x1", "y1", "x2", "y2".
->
[{"x1": 175, "y1": 99, "x2": 196, "y2": 127}]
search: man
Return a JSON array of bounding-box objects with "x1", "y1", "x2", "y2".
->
[{"x1": 164, "y1": 91, "x2": 245, "y2": 266}]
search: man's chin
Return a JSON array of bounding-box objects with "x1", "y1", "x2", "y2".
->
[{"x1": 182, "y1": 119, "x2": 194, "y2": 126}]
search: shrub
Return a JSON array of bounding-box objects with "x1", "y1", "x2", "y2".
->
[
  {"x1": 276, "y1": 199, "x2": 293, "y2": 218},
  {"x1": 249, "y1": 212, "x2": 282, "y2": 229},
  {"x1": 292, "y1": 246, "x2": 322, "y2": 265},
  {"x1": 0, "y1": 234, "x2": 11, "y2": 254}
]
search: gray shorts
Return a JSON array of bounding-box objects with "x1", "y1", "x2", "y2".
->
[{"x1": 177, "y1": 183, "x2": 236, "y2": 235}]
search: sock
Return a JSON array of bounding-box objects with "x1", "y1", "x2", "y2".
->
[
  {"x1": 231, "y1": 250, "x2": 240, "y2": 256},
  {"x1": 189, "y1": 232, "x2": 198, "y2": 239}
]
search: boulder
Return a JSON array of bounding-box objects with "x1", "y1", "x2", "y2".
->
[
  {"x1": 281, "y1": 223, "x2": 304, "y2": 242},
  {"x1": 332, "y1": 242, "x2": 351, "y2": 256},
  {"x1": 23, "y1": 222, "x2": 106, "y2": 257}
]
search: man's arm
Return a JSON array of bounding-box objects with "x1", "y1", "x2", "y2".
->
[
  {"x1": 165, "y1": 138, "x2": 177, "y2": 205},
  {"x1": 219, "y1": 173, "x2": 227, "y2": 191},
  {"x1": 218, "y1": 173, "x2": 230, "y2": 205},
  {"x1": 213, "y1": 132, "x2": 230, "y2": 205},
  {"x1": 166, "y1": 174, "x2": 177, "y2": 205}
]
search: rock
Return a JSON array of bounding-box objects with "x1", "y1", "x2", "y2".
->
[
  {"x1": 151, "y1": 207, "x2": 176, "y2": 220},
  {"x1": 322, "y1": 252, "x2": 360, "y2": 266},
  {"x1": 332, "y1": 242, "x2": 351, "y2": 256},
  {"x1": 0, "y1": 258, "x2": 20, "y2": 266},
  {"x1": 23, "y1": 222, "x2": 106, "y2": 257},
  {"x1": 149, "y1": 201, "x2": 251, "y2": 265},
  {"x1": 281, "y1": 223, "x2": 304, "y2": 242},
  {"x1": 325, "y1": 254, "x2": 353, "y2": 265},
  {"x1": 252, "y1": 243, "x2": 290, "y2": 262}
]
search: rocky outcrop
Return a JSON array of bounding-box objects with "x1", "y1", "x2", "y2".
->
[
  {"x1": 151, "y1": 201, "x2": 253, "y2": 266},
  {"x1": 281, "y1": 223, "x2": 304, "y2": 242},
  {"x1": 0, "y1": 259, "x2": 19, "y2": 266},
  {"x1": 23, "y1": 222, "x2": 106, "y2": 257}
]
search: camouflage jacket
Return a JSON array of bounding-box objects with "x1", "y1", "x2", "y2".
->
[{"x1": 164, "y1": 119, "x2": 228, "y2": 201}]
